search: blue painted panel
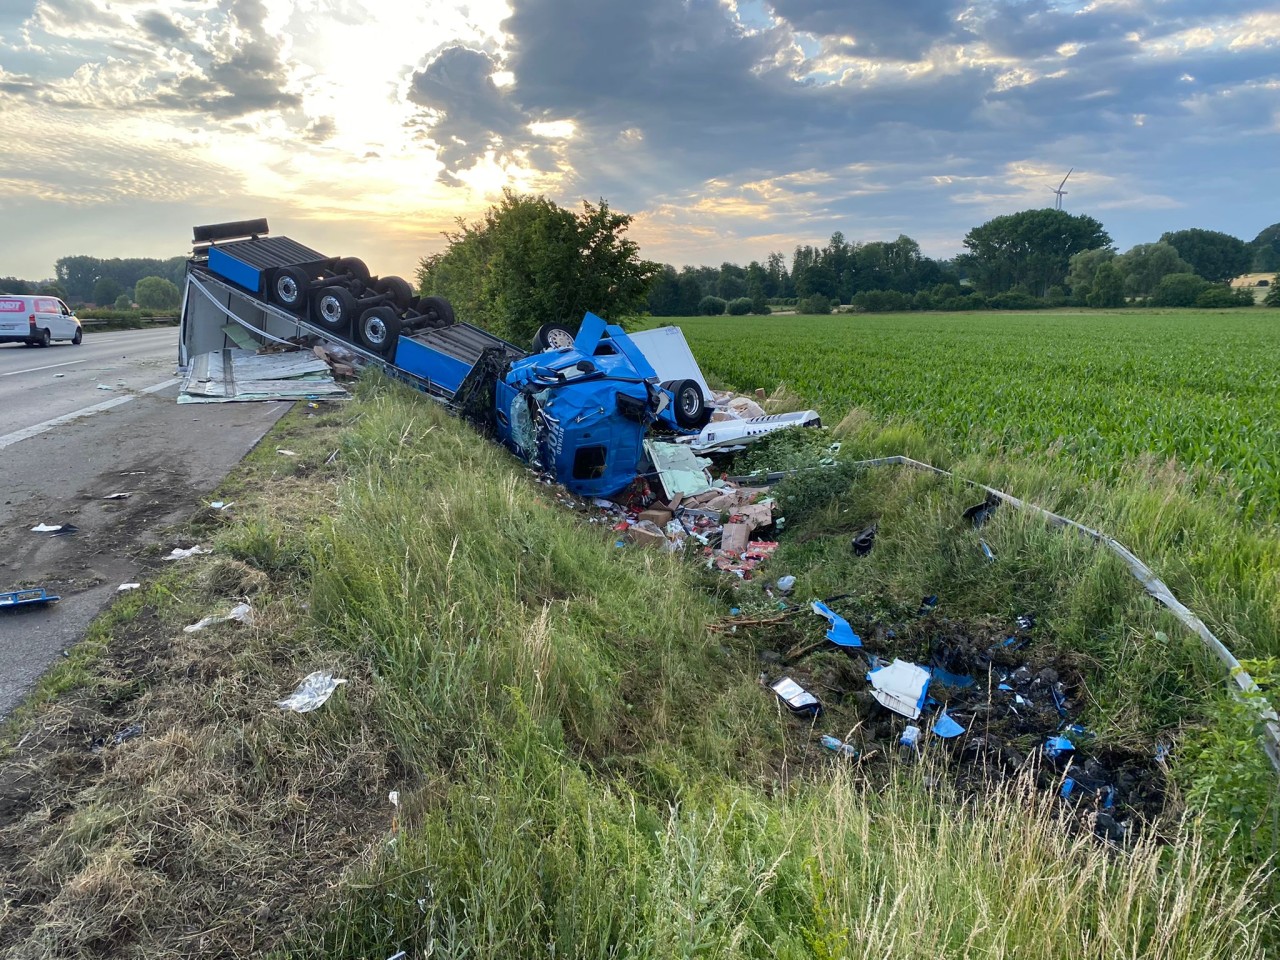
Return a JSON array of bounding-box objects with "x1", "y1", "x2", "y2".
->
[
  {"x1": 394, "y1": 335, "x2": 473, "y2": 394},
  {"x1": 208, "y1": 246, "x2": 263, "y2": 294}
]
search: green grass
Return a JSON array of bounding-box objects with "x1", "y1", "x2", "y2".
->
[
  {"x1": 286, "y1": 379, "x2": 1272, "y2": 956},
  {"x1": 664, "y1": 309, "x2": 1280, "y2": 521},
  {"x1": 5, "y1": 376, "x2": 1276, "y2": 957}
]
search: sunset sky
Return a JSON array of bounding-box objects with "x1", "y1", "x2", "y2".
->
[{"x1": 0, "y1": 0, "x2": 1276, "y2": 281}]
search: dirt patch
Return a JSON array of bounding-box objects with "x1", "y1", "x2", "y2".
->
[
  {"x1": 0, "y1": 405, "x2": 398, "y2": 958},
  {"x1": 753, "y1": 606, "x2": 1171, "y2": 844}
]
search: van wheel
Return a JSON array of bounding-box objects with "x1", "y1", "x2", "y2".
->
[
  {"x1": 35, "y1": 328, "x2": 51, "y2": 348},
  {"x1": 72, "y1": 327, "x2": 82, "y2": 345}
]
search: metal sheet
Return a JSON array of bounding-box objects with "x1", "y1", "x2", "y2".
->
[{"x1": 179, "y1": 348, "x2": 346, "y2": 403}]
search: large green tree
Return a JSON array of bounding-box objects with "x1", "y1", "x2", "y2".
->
[
  {"x1": 1250, "y1": 223, "x2": 1280, "y2": 272},
  {"x1": 1065, "y1": 247, "x2": 1115, "y2": 304},
  {"x1": 56, "y1": 255, "x2": 185, "y2": 302},
  {"x1": 1160, "y1": 228, "x2": 1250, "y2": 283},
  {"x1": 962, "y1": 209, "x2": 1111, "y2": 297},
  {"x1": 134, "y1": 276, "x2": 181, "y2": 310},
  {"x1": 1117, "y1": 242, "x2": 1193, "y2": 298},
  {"x1": 416, "y1": 191, "x2": 658, "y2": 344}
]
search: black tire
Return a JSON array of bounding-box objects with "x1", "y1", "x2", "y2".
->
[
  {"x1": 271, "y1": 266, "x2": 311, "y2": 312},
  {"x1": 335, "y1": 257, "x2": 370, "y2": 283},
  {"x1": 373, "y1": 276, "x2": 414, "y2": 311},
  {"x1": 532, "y1": 322, "x2": 575, "y2": 352},
  {"x1": 667, "y1": 378, "x2": 709, "y2": 429},
  {"x1": 312, "y1": 285, "x2": 358, "y2": 335},
  {"x1": 72, "y1": 327, "x2": 82, "y2": 345},
  {"x1": 417, "y1": 295, "x2": 455, "y2": 328},
  {"x1": 357, "y1": 306, "x2": 401, "y2": 356},
  {"x1": 35, "y1": 328, "x2": 51, "y2": 348}
]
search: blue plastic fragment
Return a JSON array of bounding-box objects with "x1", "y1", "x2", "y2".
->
[
  {"x1": 730, "y1": 607, "x2": 740, "y2": 616},
  {"x1": 1066, "y1": 723, "x2": 1088, "y2": 736},
  {"x1": 1044, "y1": 735, "x2": 1075, "y2": 759},
  {"x1": 932, "y1": 708, "x2": 965, "y2": 739},
  {"x1": 811, "y1": 600, "x2": 862, "y2": 648},
  {"x1": 931, "y1": 666, "x2": 976, "y2": 689},
  {"x1": 979, "y1": 539, "x2": 996, "y2": 562},
  {"x1": 821, "y1": 734, "x2": 859, "y2": 758},
  {"x1": 1060, "y1": 777, "x2": 1076, "y2": 798},
  {"x1": 998, "y1": 683, "x2": 1013, "y2": 691},
  {"x1": 1051, "y1": 687, "x2": 1067, "y2": 717}
]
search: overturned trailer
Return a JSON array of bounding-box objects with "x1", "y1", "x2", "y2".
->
[{"x1": 179, "y1": 218, "x2": 820, "y2": 496}]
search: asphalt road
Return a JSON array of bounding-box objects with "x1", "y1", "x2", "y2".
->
[{"x1": 0, "y1": 327, "x2": 290, "y2": 717}]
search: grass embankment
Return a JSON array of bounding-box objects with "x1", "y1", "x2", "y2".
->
[
  {"x1": 669, "y1": 311, "x2": 1280, "y2": 673},
  {"x1": 4, "y1": 374, "x2": 1273, "y2": 957}
]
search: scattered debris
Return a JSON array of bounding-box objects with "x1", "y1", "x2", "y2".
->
[
  {"x1": 209, "y1": 500, "x2": 235, "y2": 510},
  {"x1": 31, "y1": 522, "x2": 78, "y2": 536},
  {"x1": 868, "y1": 659, "x2": 931, "y2": 719},
  {"x1": 1, "y1": 587, "x2": 60, "y2": 608},
  {"x1": 117, "y1": 582, "x2": 141, "y2": 592},
  {"x1": 275, "y1": 671, "x2": 348, "y2": 713},
  {"x1": 851, "y1": 522, "x2": 877, "y2": 556},
  {"x1": 164, "y1": 545, "x2": 213, "y2": 560},
  {"x1": 979, "y1": 539, "x2": 996, "y2": 562},
  {"x1": 96, "y1": 384, "x2": 114, "y2": 391},
  {"x1": 184, "y1": 602, "x2": 253, "y2": 633},
  {"x1": 811, "y1": 600, "x2": 862, "y2": 648},
  {"x1": 963, "y1": 496, "x2": 1000, "y2": 528},
  {"x1": 770, "y1": 676, "x2": 821, "y2": 716},
  {"x1": 91, "y1": 723, "x2": 143, "y2": 753},
  {"x1": 820, "y1": 734, "x2": 859, "y2": 758},
  {"x1": 931, "y1": 707, "x2": 965, "y2": 739},
  {"x1": 102, "y1": 492, "x2": 132, "y2": 500},
  {"x1": 277, "y1": 449, "x2": 298, "y2": 457},
  {"x1": 899, "y1": 725, "x2": 922, "y2": 751}
]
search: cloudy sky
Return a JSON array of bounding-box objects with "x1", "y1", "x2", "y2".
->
[{"x1": 0, "y1": 0, "x2": 1276, "y2": 282}]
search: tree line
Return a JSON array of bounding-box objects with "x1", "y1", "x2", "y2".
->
[
  {"x1": 1, "y1": 254, "x2": 186, "y2": 309},
  {"x1": 647, "y1": 212, "x2": 1280, "y2": 315}
]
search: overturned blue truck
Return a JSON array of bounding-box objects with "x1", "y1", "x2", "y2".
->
[{"x1": 180, "y1": 218, "x2": 781, "y2": 498}]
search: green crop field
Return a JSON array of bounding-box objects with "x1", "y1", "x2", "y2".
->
[{"x1": 667, "y1": 309, "x2": 1280, "y2": 521}]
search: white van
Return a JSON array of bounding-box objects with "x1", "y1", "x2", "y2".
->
[{"x1": 0, "y1": 294, "x2": 82, "y2": 347}]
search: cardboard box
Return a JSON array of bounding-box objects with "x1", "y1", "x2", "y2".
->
[{"x1": 639, "y1": 508, "x2": 673, "y2": 526}]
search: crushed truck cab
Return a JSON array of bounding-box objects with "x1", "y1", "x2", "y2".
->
[{"x1": 494, "y1": 313, "x2": 707, "y2": 497}]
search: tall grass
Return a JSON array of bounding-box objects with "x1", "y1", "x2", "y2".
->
[{"x1": 287, "y1": 380, "x2": 1273, "y2": 958}]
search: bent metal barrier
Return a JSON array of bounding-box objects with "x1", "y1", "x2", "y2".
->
[{"x1": 749, "y1": 454, "x2": 1280, "y2": 776}]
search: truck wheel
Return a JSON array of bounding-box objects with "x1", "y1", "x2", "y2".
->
[
  {"x1": 335, "y1": 257, "x2": 370, "y2": 284},
  {"x1": 667, "y1": 379, "x2": 709, "y2": 429},
  {"x1": 532, "y1": 322, "x2": 575, "y2": 352},
  {"x1": 373, "y1": 276, "x2": 414, "y2": 311},
  {"x1": 312, "y1": 286, "x2": 358, "y2": 335},
  {"x1": 271, "y1": 266, "x2": 311, "y2": 312},
  {"x1": 418, "y1": 295, "x2": 455, "y2": 328},
  {"x1": 357, "y1": 306, "x2": 401, "y2": 356}
]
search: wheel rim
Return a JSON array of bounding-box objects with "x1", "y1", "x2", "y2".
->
[
  {"x1": 681, "y1": 391, "x2": 699, "y2": 417},
  {"x1": 277, "y1": 276, "x2": 299, "y2": 303},
  {"x1": 547, "y1": 328, "x2": 575, "y2": 350},
  {"x1": 364, "y1": 316, "x2": 387, "y2": 345},
  {"x1": 319, "y1": 295, "x2": 344, "y2": 324}
]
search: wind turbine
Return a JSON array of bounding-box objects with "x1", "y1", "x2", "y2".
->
[{"x1": 1052, "y1": 168, "x2": 1072, "y2": 210}]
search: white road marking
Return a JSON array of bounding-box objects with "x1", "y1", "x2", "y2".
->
[
  {"x1": 0, "y1": 378, "x2": 180, "y2": 451},
  {"x1": 0, "y1": 358, "x2": 89, "y2": 377}
]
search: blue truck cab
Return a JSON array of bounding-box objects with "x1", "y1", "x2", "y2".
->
[{"x1": 492, "y1": 313, "x2": 690, "y2": 497}]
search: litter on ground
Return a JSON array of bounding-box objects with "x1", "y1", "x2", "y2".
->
[
  {"x1": 164, "y1": 545, "x2": 212, "y2": 560},
  {"x1": 184, "y1": 602, "x2": 253, "y2": 633},
  {"x1": 275, "y1": 671, "x2": 347, "y2": 713}
]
